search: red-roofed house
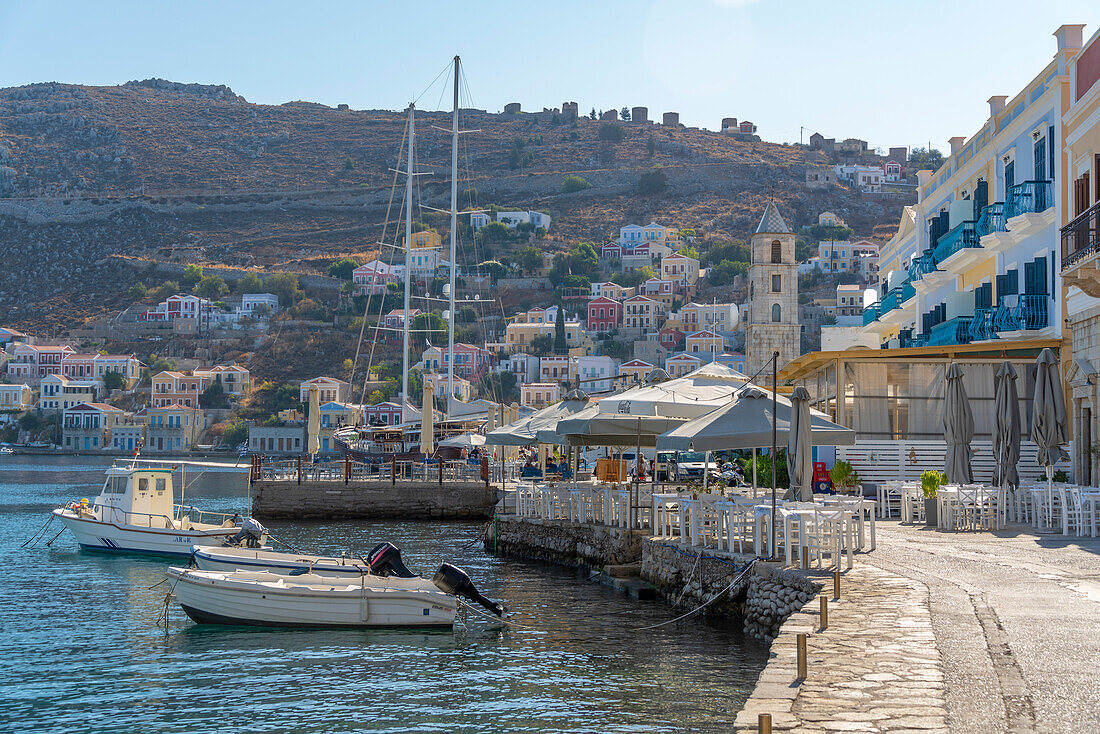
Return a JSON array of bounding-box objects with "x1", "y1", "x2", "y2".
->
[{"x1": 62, "y1": 403, "x2": 128, "y2": 451}]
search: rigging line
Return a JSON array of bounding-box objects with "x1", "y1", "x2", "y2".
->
[
  {"x1": 362, "y1": 127, "x2": 411, "y2": 405},
  {"x1": 412, "y1": 61, "x2": 454, "y2": 106},
  {"x1": 351, "y1": 120, "x2": 407, "y2": 400}
]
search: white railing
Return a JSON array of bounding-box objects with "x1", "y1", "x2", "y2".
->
[{"x1": 835, "y1": 440, "x2": 1071, "y2": 485}]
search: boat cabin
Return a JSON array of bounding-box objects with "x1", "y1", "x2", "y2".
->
[{"x1": 95, "y1": 465, "x2": 177, "y2": 528}]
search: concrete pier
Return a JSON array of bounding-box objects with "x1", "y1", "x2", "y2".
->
[{"x1": 250, "y1": 480, "x2": 501, "y2": 520}]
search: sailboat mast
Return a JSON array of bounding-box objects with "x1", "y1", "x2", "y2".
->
[
  {"x1": 402, "y1": 103, "x2": 415, "y2": 424},
  {"x1": 447, "y1": 56, "x2": 459, "y2": 412}
]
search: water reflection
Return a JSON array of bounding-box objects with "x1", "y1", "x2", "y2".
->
[{"x1": 2, "y1": 456, "x2": 767, "y2": 733}]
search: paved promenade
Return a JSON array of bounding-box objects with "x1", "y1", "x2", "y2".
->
[
  {"x1": 735, "y1": 564, "x2": 948, "y2": 733},
  {"x1": 865, "y1": 521, "x2": 1100, "y2": 734}
]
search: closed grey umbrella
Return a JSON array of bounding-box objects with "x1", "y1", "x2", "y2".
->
[
  {"x1": 993, "y1": 362, "x2": 1021, "y2": 490},
  {"x1": 1031, "y1": 348, "x2": 1068, "y2": 479},
  {"x1": 942, "y1": 363, "x2": 974, "y2": 485},
  {"x1": 786, "y1": 386, "x2": 813, "y2": 501}
]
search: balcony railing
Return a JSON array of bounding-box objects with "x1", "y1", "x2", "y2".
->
[
  {"x1": 863, "y1": 302, "x2": 881, "y2": 326},
  {"x1": 992, "y1": 294, "x2": 1049, "y2": 332},
  {"x1": 1061, "y1": 199, "x2": 1100, "y2": 270},
  {"x1": 968, "y1": 307, "x2": 994, "y2": 341},
  {"x1": 976, "y1": 202, "x2": 1006, "y2": 238},
  {"x1": 908, "y1": 249, "x2": 937, "y2": 282},
  {"x1": 1004, "y1": 180, "x2": 1052, "y2": 218},
  {"x1": 933, "y1": 220, "x2": 979, "y2": 263},
  {"x1": 900, "y1": 279, "x2": 915, "y2": 302},
  {"x1": 927, "y1": 317, "x2": 973, "y2": 347},
  {"x1": 881, "y1": 289, "x2": 900, "y2": 315}
]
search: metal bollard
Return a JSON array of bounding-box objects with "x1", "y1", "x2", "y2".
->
[
  {"x1": 833, "y1": 570, "x2": 841, "y2": 599},
  {"x1": 757, "y1": 713, "x2": 772, "y2": 734},
  {"x1": 800, "y1": 545, "x2": 809, "y2": 569},
  {"x1": 820, "y1": 596, "x2": 828, "y2": 630},
  {"x1": 796, "y1": 633, "x2": 808, "y2": 680}
]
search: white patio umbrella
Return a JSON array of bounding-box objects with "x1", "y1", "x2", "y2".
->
[
  {"x1": 1031, "y1": 348, "x2": 1068, "y2": 488},
  {"x1": 787, "y1": 386, "x2": 814, "y2": 501},
  {"x1": 595, "y1": 362, "x2": 748, "y2": 419},
  {"x1": 555, "y1": 406, "x2": 686, "y2": 447},
  {"x1": 438, "y1": 432, "x2": 486, "y2": 449},
  {"x1": 421, "y1": 379, "x2": 434, "y2": 456},
  {"x1": 993, "y1": 362, "x2": 1021, "y2": 490},
  {"x1": 306, "y1": 384, "x2": 320, "y2": 459},
  {"x1": 942, "y1": 363, "x2": 974, "y2": 485},
  {"x1": 485, "y1": 390, "x2": 589, "y2": 446},
  {"x1": 657, "y1": 386, "x2": 854, "y2": 452}
]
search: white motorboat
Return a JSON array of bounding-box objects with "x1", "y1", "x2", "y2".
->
[
  {"x1": 169, "y1": 542, "x2": 504, "y2": 628},
  {"x1": 192, "y1": 545, "x2": 372, "y2": 577},
  {"x1": 52, "y1": 462, "x2": 265, "y2": 557}
]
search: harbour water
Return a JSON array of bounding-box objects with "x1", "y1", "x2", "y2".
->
[{"x1": 1, "y1": 456, "x2": 768, "y2": 733}]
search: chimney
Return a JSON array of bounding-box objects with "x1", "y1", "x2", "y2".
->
[
  {"x1": 1054, "y1": 24, "x2": 1085, "y2": 52},
  {"x1": 948, "y1": 137, "x2": 965, "y2": 157},
  {"x1": 987, "y1": 95, "x2": 1007, "y2": 116}
]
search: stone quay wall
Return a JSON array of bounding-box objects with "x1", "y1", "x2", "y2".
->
[
  {"x1": 251, "y1": 480, "x2": 500, "y2": 520},
  {"x1": 488, "y1": 516, "x2": 817, "y2": 629}
]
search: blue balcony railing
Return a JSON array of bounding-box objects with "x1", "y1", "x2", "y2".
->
[
  {"x1": 881, "y1": 288, "x2": 900, "y2": 315},
  {"x1": 908, "y1": 249, "x2": 937, "y2": 282},
  {"x1": 976, "y1": 202, "x2": 1006, "y2": 238},
  {"x1": 933, "y1": 220, "x2": 979, "y2": 263},
  {"x1": 968, "y1": 307, "x2": 995, "y2": 341},
  {"x1": 863, "y1": 302, "x2": 881, "y2": 326},
  {"x1": 992, "y1": 294, "x2": 1048, "y2": 332},
  {"x1": 1004, "y1": 180, "x2": 1052, "y2": 218},
  {"x1": 927, "y1": 316, "x2": 973, "y2": 346},
  {"x1": 900, "y1": 279, "x2": 915, "y2": 302}
]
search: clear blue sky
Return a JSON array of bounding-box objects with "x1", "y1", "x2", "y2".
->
[{"x1": 1, "y1": 0, "x2": 1095, "y2": 153}]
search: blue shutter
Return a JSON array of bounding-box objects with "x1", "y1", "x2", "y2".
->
[
  {"x1": 1048, "y1": 126, "x2": 1055, "y2": 182},
  {"x1": 1024, "y1": 257, "x2": 1047, "y2": 296},
  {"x1": 1033, "y1": 137, "x2": 1046, "y2": 182},
  {"x1": 973, "y1": 179, "x2": 988, "y2": 220},
  {"x1": 1005, "y1": 160, "x2": 1015, "y2": 190}
]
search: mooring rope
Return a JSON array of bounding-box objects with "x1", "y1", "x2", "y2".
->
[{"x1": 636, "y1": 559, "x2": 757, "y2": 631}]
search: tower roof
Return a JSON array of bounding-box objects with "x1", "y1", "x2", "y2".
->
[{"x1": 755, "y1": 202, "x2": 790, "y2": 234}]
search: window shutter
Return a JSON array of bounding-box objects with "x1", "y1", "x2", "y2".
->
[
  {"x1": 1024, "y1": 258, "x2": 1047, "y2": 295},
  {"x1": 1005, "y1": 160, "x2": 1015, "y2": 190},
  {"x1": 973, "y1": 179, "x2": 988, "y2": 220},
  {"x1": 1049, "y1": 126, "x2": 1055, "y2": 182},
  {"x1": 1033, "y1": 137, "x2": 1046, "y2": 182}
]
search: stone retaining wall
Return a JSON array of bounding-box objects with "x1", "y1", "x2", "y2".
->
[
  {"x1": 251, "y1": 480, "x2": 500, "y2": 520},
  {"x1": 488, "y1": 516, "x2": 817, "y2": 630}
]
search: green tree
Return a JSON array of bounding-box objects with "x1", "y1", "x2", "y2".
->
[
  {"x1": 478, "y1": 221, "x2": 511, "y2": 243},
  {"x1": 477, "y1": 370, "x2": 519, "y2": 404},
  {"x1": 128, "y1": 282, "x2": 148, "y2": 300},
  {"x1": 600, "y1": 339, "x2": 629, "y2": 360},
  {"x1": 515, "y1": 246, "x2": 542, "y2": 275},
  {"x1": 194, "y1": 275, "x2": 229, "y2": 299},
  {"x1": 908, "y1": 147, "x2": 944, "y2": 173},
  {"x1": 182, "y1": 264, "x2": 203, "y2": 287},
  {"x1": 620, "y1": 106, "x2": 631, "y2": 121},
  {"x1": 18, "y1": 412, "x2": 42, "y2": 433},
  {"x1": 265, "y1": 273, "x2": 303, "y2": 307},
  {"x1": 561, "y1": 175, "x2": 589, "y2": 193},
  {"x1": 702, "y1": 241, "x2": 750, "y2": 267},
  {"x1": 220, "y1": 419, "x2": 248, "y2": 448},
  {"x1": 412, "y1": 313, "x2": 447, "y2": 344},
  {"x1": 327, "y1": 257, "x2": 360, "y2": 280},
  {"x1": 598, "y1": 122, "x2": 624, "y2": 143},
  {"x1": 637, "y1": 167, "x2": 669, "y2": 195},
  {"x1": 477, "y1": 260, "x2": 507, "y2": 283},
  {"x1": 407, "y1": 369, "x2": 424, "y2": 402},
  {"x1": 554, "y1": 308, "x2": 567, "y2": 354},
  {"x1": 460, "y1": 187, "x2": 478, "y2": 208},
  {"x1": 343, "y1": 156, "x2": 355, "y2": 170},
  {"x1": 707, "y1": 261, "x2": 749, "y2": 286},
  {"x1": 200, "y1": 380, "x2": 228, "y2": 408},
  {"x1": 102, "y1": 370, "x2": 126, "y2": 391},
  {"x1": 528, "y1": 334, "x2": 554, "y2": 357},
  {"x1": 237, "y1": 272, "x2": 264, "y2": 292},
  {"x1": 678, "y1": 245, "x2": 700, "y2": 260},
  {"x1": 457, "y1": 305, "x2": 479, "y2": 323}
]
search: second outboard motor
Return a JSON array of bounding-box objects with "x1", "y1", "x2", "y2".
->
[
  {"x1": 433, "y1": 562, "x2": 505, "y2": 617},
  {"x1": 367, "y1": 542, "x2": 416, "y2": 578}
]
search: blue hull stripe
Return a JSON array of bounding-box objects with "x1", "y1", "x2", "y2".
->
[{"x1": 79, "y1": 543, "x2": 195, "y2": 559}]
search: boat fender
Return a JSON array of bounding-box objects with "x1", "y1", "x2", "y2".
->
[{"x1": 433, "y1": 562, "x2": 505, "y2": 617}]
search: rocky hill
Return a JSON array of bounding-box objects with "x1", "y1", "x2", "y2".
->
[{"x1": 0, "y1": 79, "x2": 912, "y2": 334}]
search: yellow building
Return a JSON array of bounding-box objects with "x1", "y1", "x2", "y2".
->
[
  {"x1": 409, "y1": 230, "x2": 442, "y2": 249},
  {"x1": 1059, "y1": 25, "x2": 1100, "y2": 484}
]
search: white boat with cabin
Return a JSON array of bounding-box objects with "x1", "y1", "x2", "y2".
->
[{"x1": 52, "y1": 462, "x2": 264, "y2": 557}]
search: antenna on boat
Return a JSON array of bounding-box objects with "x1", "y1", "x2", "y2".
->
[{"x1": 447, "y1": 56, "x2": 459, "y2": 413}]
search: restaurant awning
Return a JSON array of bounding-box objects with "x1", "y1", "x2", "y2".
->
[
  {"x1": 593, "y1": 362, "x2": 749, "y2": 419},
  {"x1": 485, "y1": 390, "x2": 590, "y2": 446}
]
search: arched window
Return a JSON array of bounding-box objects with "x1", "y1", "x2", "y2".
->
[
  {"x1": 771, "y1": 303, "x2": 781, "y2": 323},
  {"x1": 771, "y1": 240, "x2": 782, "y2": 264}
]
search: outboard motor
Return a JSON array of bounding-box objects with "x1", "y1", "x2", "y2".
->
[
  {"x1": 228, "y1": 517, "x2": 266, "y2": 548},
  {"x1": 433, "y1": 562, "x2": 505, "y2": 617},
  {"x1": 367, "y1": 541, "x2": 416, "y2": 578}
]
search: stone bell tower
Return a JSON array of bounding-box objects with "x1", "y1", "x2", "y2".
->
[{"x1": 746, "y1": 202, "x2": 800, "y2": 380}]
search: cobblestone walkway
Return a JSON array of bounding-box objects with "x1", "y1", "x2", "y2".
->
[{"x1": 735, "y1": 564, "x2": 947, "y2": 733}]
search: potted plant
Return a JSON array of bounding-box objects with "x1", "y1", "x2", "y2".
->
[
  {"x1": 921, "y1": 470, "x2": 946, "y2": 526},
  {"x1": 829, "y1": 460, "x2": 860, "y2": 495}
]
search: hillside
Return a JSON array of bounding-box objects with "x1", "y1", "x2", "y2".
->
[{"x1": 0, "y1": 79, "x2": 912, "y2": 334}]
